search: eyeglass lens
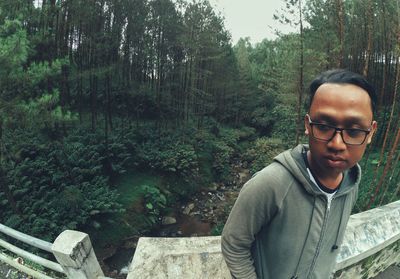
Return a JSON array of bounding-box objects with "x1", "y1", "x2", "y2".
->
[{"x1": 311, "y1": 124, "x2": 367, "y2": 145}]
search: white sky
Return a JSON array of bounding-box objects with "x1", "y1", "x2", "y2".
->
[{"x1": 209, "y1": 0, "x2": 297, "y2": 45}]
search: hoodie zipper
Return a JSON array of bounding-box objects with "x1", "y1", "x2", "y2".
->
[{"x1": 306, "y1": 195, "x2": 334, "y2": 277}]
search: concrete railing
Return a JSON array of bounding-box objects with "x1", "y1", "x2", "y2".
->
[
  {"x1": 128, "y1": 200, "x2": 400, "y2": 279},
  {"x1": 2, "y1": 200, "x2": 399, "y2": 278},
  {"x1": 0, "y1": 224, "x2": 107, "y2": 279},
  {"x1": 333, "y1": 200, "x2": 400, "y2": 278}
]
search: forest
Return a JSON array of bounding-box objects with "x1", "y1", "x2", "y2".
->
[{"x1": 0, "y1": 0, "x2": 399, "y2": 269}]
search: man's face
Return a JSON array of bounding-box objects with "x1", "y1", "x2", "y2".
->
[{"x1": 305, "y1": 83, "x2": 377, "y2": 178}]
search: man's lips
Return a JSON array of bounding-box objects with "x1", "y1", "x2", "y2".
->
[
  {"x1": 325, "y1": 155, "x2": 345, "y2": 162},
  {"x1": 324, "y1": 156, "x2": 346, "y2": 168}
]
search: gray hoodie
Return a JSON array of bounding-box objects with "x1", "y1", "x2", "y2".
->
[{"x1": 221, "y1": 144, "x2": 359, "y2": 279}]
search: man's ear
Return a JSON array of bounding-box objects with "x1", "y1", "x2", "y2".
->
[
  {"x1": 304, "y1": 115, "x2": 310, "y2": 135},
  {"x1": 366, "y1": 121, "x2": 378, "y2": 144}
]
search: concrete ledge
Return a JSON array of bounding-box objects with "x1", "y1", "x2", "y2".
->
[
  {"x1": 127, "y1": 236, "x2": 230, "y2": 279},
  {"x1": 128, "y1": 200, "x2": 400, "y2": 279},
  {"x1": 335, "y1": 200, "x2": 400, "y2": 270},
  {"x1": 333, "y1": 200, "x2": 400, "y2": 278}
]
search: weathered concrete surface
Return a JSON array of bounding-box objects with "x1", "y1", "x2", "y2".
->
[
  {"x1": 129, "y1": 201, "x2": 400, "y2": 279},
  {"x1": 127, "y1": 236, "x2": 230, "y2": 279},
  {"x1": 334, "y1": 240, "x2": 400, "y2": 279},
  {"x1": 52, "y1": 230, "x2": 104, "y2": 279},
  {"x1": 333, "y1": 201, "x2": 400, "y2": 278}
]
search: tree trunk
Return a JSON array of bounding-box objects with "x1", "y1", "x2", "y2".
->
[
  {"x1": 363, "y1": 0, "x2": 373, "y2": 76},
  {"x1": 295, "y1": 0, "x2": 304, "y2": 146},
  {"x1": 336, "y1": 0, "x2": 345, "y2": 67}
]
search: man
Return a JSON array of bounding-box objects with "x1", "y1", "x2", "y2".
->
[{"x1": 221, "y1": 69, "x2": 378, "y2": 279}]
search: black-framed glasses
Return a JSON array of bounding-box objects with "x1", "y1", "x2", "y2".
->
[{"x1": 306, "y1": 114, "x2": 372, "y2": 145}]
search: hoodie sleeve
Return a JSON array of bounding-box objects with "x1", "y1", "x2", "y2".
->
[{"x1": 221, "y1": 164, "x2": 284, "y2": 279}]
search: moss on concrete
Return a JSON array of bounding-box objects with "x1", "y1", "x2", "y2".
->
[{"x1": 334, "y1": 240, "x2": 400, "y2": 279}]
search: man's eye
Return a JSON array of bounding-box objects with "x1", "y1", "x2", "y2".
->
[
  {"x1": 316, "y1": 124, "x2": 332, "y2": 131},
  {"x1": 346, "y1": 129, "x2": 365, "y2": 138}
]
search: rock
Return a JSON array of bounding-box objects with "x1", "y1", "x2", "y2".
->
[
  {"x1": 208, "y1": 183, "x2": 218, "y2": 191},
  {"x1": 190, "y1": 211, "x2": 200, "y2": 216},
  {"x1": 183, "y1": 203, "x2": 195, "y2": 215},
  {"x1": 216, "y1": 193, "x2": 225, "y2": 201},
  {"x1": 92, "y1": 221, "x2": 101, "y2": 229},
  {"x1": 162, "y1": 216, "x2": 177, "y2": 225},
  {"x1": 90, "y1": 210, "x2": 101, "y2": 215},
  {"x1": 239, "y1": 170, "x2": 250, "y2": 183},
  {"x1": 120, "y1": 266, "x2": 129, "y2": 275}
]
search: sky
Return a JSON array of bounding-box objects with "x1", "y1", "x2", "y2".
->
[{"x1": 208, "y1": 0, "x2": 297, "y2": 45}]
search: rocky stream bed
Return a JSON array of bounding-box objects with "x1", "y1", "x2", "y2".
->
[{"x1": 100, "y1": 164, "x2": 251, "y2": 278}]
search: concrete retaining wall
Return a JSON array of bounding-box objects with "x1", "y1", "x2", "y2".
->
[
  {"x1": 333, "y1": 200, "x2": 400, "y2": 278},
  {"x1": 128, "y1": 200, "x2": 400, "y2": 279}
]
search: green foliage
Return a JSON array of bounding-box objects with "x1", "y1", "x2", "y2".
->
[
  {"x1": 140, "y1": 184, "x2": 167, "y2": 225},
  {"x1": 243, "y1": 137, "x2": 286, "y2": 174},
  {"x1": 212, "y1": 140, "x2": 234, "y2": 180},
  {"x1": 211, "y1": 223, "x2": 224, "y2": 236},
  {"x1": 192, "y1": 125, "x2": 257, "y2": 183},
  {"x1": 0, "y1": 17, "x2": 70, "y2": 128},
  {"x1": 0, "y1": 19, "x2": 28, "y2": 75},
  {"x1": 353, "y1": 150, "x2": 400, "y2": 212},
  {"x1": 270, "y1": 104, "x2": 298, "y2": 145},
  {"x1": 137, "y1": 140, "x2": 198, "y2": 174},
  {"x1": 0, "y1": 128, "x2": 126, "y2": 240}
]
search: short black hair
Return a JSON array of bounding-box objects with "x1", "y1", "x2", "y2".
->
[{"x1": 309, "y1": 69, "x2": 376, "y2": 113}]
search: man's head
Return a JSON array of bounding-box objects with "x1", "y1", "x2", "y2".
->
[
  {"x1": 305, "y1": 69, "x2": 378, "y2": 180},
  {"x1": 309, "y1": 69, "x2": 377, "y2": 113}
]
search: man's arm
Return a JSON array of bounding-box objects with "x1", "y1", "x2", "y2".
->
[{"x1": 221, "y1": 167, "x2": 281, "y2": 278}]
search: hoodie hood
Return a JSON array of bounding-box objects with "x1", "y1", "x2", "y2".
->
[{"x1": 273, "y1": 144, "x2": 361, "y2": 197}]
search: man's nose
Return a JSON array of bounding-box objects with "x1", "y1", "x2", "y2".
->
[{"x1": 327, "y1": 131, "x2": 347, "y2": 150}]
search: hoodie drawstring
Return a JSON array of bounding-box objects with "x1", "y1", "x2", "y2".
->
[
  {"x1": 331, "y1": 195, "x2": 348, "y2": 251},
  {"x1": 292, "y1": 196, "x2": 317, "y2": 278}
]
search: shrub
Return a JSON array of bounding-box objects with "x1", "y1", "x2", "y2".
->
[
  {"x1": 243, "y1": 137, "x2": 286, "y2": 174},
  {"x1": 140, "y1": 184, "x2": 167, "y2": 225},
  {"x1": 0, "y1": 128, "x2": 123, "y2": 240}
]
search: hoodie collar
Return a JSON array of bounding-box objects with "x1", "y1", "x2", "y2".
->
[{"x1": 273, "y1": 144, "x2": 361, "y2": 197}]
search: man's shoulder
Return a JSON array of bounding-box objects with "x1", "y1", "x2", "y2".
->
[
  {"x1": 256, "y1": 156, "x2": 302, "y2": 180},
  {"x1": 241, "y1": 161, "x2": 299, "y2": 195}
]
